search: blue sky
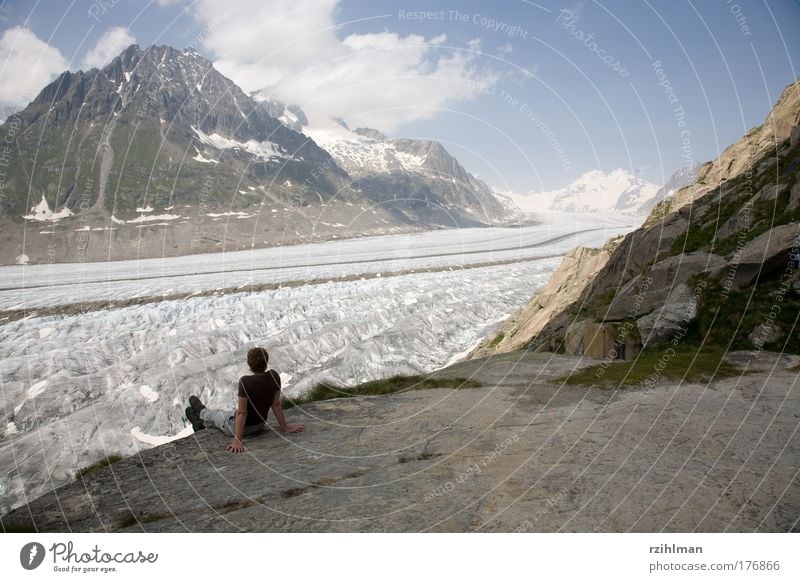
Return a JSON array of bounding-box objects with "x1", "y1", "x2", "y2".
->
[{"x1": 0, "y1": 0, "x2": 798, "y2": 192}]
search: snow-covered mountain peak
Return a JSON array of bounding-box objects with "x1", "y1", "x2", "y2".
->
[{"x1": 499, "y1": 169, "x2": 661, "y2": 216}]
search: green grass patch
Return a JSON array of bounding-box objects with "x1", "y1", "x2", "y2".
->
[
  {"x1": 75, "y1": 454, "x2": 123, "y2": 480},
  {"x1": 559, "y1": 346, "x2": 743, "y2": 387},
  {"x1": 692, "y1": 272, "x2": 800, "y2": 354},
  {"x1": 487, "y1": 333, "x2": 505, "y2": 348},
  {"x1": 282, "y1": 375, "x2": 481, "y2": 410}
]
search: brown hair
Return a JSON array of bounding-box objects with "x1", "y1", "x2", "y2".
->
[{"x1": 247, "y1": 347, "x2": 269, "y2": 373}]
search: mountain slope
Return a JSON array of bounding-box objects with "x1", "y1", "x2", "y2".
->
[
  {"x1": 304, "y1": 123, "x2": 513, "y2": 226},
  {"x1": 0, "y1": 44, "x2": 349, "y2": 221}
]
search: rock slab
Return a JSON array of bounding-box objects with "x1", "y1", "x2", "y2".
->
[{"x1": 3, "y1": 352, "x2": 798, "y2": 533}]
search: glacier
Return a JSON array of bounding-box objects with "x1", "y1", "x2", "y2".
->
[{"x1": 0, "y1": 216, "x2": 635, "y2": 514}]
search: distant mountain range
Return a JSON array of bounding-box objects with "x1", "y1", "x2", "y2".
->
[
  {"x1": 0, "y1": 44, "x2": 517, "y2": 264},
  {"x1": 498, "y1": 169, "x2": 665, "y2": 216}
]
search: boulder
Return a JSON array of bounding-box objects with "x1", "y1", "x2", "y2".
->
[
  {"x1": 790, "y1": 181, "x2": 800, "y2": 210},
  {"x1": 748, "y1": 322, "x2": 783, "y2": 348},
  {"x1": 731, "y1": 223, "x2": 800, "y2": 288},
  {"x1": 564, "y1": 319, "x2": 640, "y2": 360},
  {"x1": 753, "y1": 183, "x2": 789, "y2": 203},
  {"x1": 583, "y1": 322, "x2": 617, "y2": 359},
  {"x1": 716, "y1": 202, "x2": 755, "y2": 240},
  {"x1": 604, "y1": 252, "x2": 725, "y2": 321},
  {"x1": 564, "y1": 319, "x2": 592, "y2": 356},
  {"x1": 636, "y1": 284, "x2": 699, "y2": 348}
]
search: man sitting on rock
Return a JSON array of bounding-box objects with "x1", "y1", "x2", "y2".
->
[{"x1": 186, "y1": 347, "x2": 304, "y2": 453}]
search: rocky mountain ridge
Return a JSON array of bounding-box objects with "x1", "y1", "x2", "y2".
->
[
  {"x1": 474, "y1": 79, "x2": 800, "y2": 360},
  {"x1": 0, "y1": 44, "x2": 515, "y2": 265},
  {"x1": 304, "y1": 122, "x2": 512, "y2": 226}
]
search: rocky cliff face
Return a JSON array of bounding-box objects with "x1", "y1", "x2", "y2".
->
[
  {"x1": 477, "y1": 79, "x2": 800, "y2": 359},
  {"x1": 469, "y1": 244, "x2": 614, "y2": 358},
  {"x1": 658, "y1": 81, "x2": 800, "y2": 215}
]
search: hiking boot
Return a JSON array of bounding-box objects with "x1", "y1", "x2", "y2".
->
[
  {"x1": 189, "y1": 395, "x2": 206, "y2": 416},
  {"x1": 185, "y1": 407, "x2": 205, "y2": 432}
]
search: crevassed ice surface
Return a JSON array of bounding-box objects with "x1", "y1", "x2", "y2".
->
[{"x1": 0, "y1": 216, "x2": 635, "y2": 514}]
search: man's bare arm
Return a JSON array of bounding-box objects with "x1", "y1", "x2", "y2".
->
[
  {"x1": 227, "y1": 396, "x2": 248, "y2": 453},
  {"x1": 271, "y1": 391, "x2": 304, "y2": 433}
]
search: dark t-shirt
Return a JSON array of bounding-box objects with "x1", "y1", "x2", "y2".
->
[{"x1": 237, "y1": 370, "x2": 281, "y2": 426}]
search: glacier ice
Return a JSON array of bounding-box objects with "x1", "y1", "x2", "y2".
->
[{"x1": 0, "y1": 218, "x2": 634, "y2": 514}]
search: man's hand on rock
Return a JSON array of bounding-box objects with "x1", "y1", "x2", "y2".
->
[
  {"x1": 227, "y1": 439, "x2": 245, "y2": 454},
  {"x1": 283, "y1": 424, "x2": 305, "y2": 434}
]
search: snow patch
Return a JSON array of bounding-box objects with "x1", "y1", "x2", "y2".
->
[
  {"x1": 23, "y1": 196, "x2": 73, "y2": 222},
  {"x1": 191, "y1": 126, "x2": 291, "y2": 161},
  {"x1": 192, "y1": 151, "x2": 218, "y2": 164},
  {"x1": 39, "y1": 327, "x2": 54, "y2": 339},
  {"x1": 304, "y1": 125, "x2": 425, "y2": 177},
  {"x1": 131, "y1": 425, "x2": 192, "y2": 446},
  {"x1": 127, "y1": 214, "x2": 182, "y2": 224},
  {"x1": 15, "y1": 254, "x2": 29, "y2": 265},
  {"x1": 206, "y1": 212, "x2": 252, "y2": 218},
  {"x1": 139, "y1": 384, "x2": 159, "y2": 404},
  {"x1": 136, "y1": 206, "x2": 154, "y2": 213},
  {"x1": 27, "y1": 380, "x2": 48, "y2": 399}
]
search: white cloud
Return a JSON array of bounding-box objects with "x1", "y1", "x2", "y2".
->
[
  {"x1": 192, "y1": 0, "x2": 497, "y2": 131},
  {"x1": 81, "y1": 26, "x2": 136, "y2": 69},
  {"x1": 0, "y1": 27, "x2": 67, "y2": 107}
]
